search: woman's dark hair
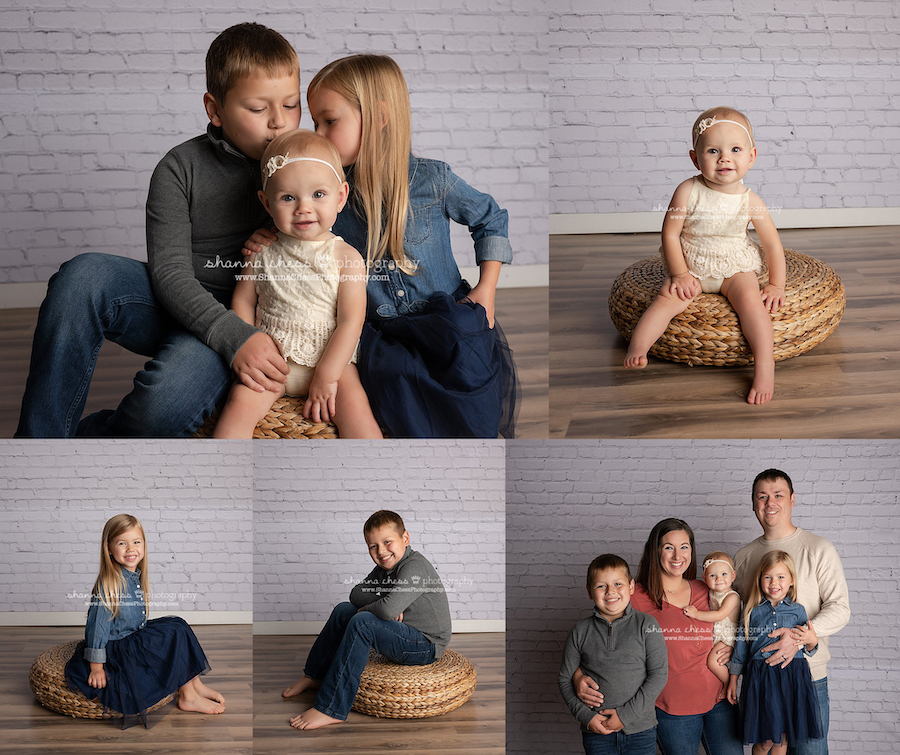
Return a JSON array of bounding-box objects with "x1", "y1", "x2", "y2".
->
[{"x1": 637, "y1": 518, "x2": 697, "y2": 609}]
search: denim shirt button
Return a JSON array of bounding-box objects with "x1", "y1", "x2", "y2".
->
[
  {"x1": 388, "y1": 261, "x2": 396, "y2": 270},
  {"x1": 397, "y1": 290, "x2": 405, "y2": 297}
]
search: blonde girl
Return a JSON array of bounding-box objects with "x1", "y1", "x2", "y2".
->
[
  {"x1": 726, "y1": 551, "x2": 821, "y2": 754},
  {"x1": 683, "y1": 551, "x2": 741, "y2": 685},
  {"x1": 65, "y1": 514, "x2": 224, "y2": 727},
  {"x1": 246, "y1": 54, "x2": 517, "y2": 438},
  {"x1": 624, "y1": 106, "x2": 786, "y2": 405}
]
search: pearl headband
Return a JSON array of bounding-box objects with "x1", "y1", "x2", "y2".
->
[
  {"x1": 692, "y1": 116, "x2": 754, "y2": 149},
  {"x1": 702, "y1": 558, "x2": 734, "y2": 572},
  {"x1": 262, "y1": 154, "x2": 343, "y2": 190}
]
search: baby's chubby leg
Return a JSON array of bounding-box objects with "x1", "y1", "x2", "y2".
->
[
  {"x1": 333, "y1": 364, "x2": 383, "y2": 439},
  {"x1": 624, "y1": 278, "x2": 697, "y2": 368},
  {"x1": 721, "y1": 271, "x2": 775, "y2": 404},
  {"x1": 212, "y1": 381, "x2": 283, "y2": 438},
  {"x1": 706, "y1": 641, "x2": 730, "y2": 685}
]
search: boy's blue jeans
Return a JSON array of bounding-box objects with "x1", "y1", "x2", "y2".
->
[
  {"x1": 582, "y1": 725, "x2": 656, "y2": 754},
  {"x1": 16, "y1": 253, "x2": 233, "y2": 437},
  {"x1": 305, "y1": 602, "x2": 436, "y2": 721}
]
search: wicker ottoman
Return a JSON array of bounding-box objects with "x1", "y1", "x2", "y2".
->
[
  {"x1": 351, "y1": 649, "x2": 477, "y2": 719},
  {"x1": 29, "y1": 640, "x2": 175, "y2": 719},
  {"x1": 194, "y1": 395, "x2": 339, "y2": 439},
  {"x1": 608, "y1": 248, "x2": 845, "y2": 366}
]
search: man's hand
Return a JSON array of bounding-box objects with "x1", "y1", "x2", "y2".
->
[{"x1": 761, "y1": 626, "x2": 796, "y2": 668}]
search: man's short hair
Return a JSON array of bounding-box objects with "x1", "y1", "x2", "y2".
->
[{"x1": 752, "y1": 468, "x2": 794, "y2": 497}]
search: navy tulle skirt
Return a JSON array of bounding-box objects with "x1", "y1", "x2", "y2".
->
[
  {"x1": 65, "y1": 616, "x2": 210, "y2": 728},
  {"x1": 358, "y1": 289, "x2": 519, "y2": 438},
  {"x1": 739, "y1": 658, "x2": 822, "y2": 745}
]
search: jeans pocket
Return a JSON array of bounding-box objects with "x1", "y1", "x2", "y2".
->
[{"x1": 393, "y1": 648, "x2": 435, "y2": 666}]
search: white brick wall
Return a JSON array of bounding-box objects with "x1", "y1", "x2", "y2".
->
[
  {"x1": 507, "y1": 440, "x2": 900, "y2": 754},
  {"x1": 0, "y1": 440, "x2": 253, "y2": 614},
  {"x1": 0, "y1": 0, "x2": 548, "y2": 284},
  {"x1": 253, "y1": 440, "x2": 506, "y2": 623},
  {"x1": 551, "y1": 1, "x2": 900, "y2": 215}
]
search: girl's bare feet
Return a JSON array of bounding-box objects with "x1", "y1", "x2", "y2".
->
[
  {"x1": 623, "y1": 348, "x2": 649, "y2": 369},
  {"x1": 192, "y1": 677, "x2": 225, "y2": 704},
  {"x1": 747, "y1": 358, "x2": 775, "y2": 404},
  {"x1": 178, "y1": 687, "x2": 225, "y2": 714},
  {"x1": 289, "y1": 707, "x2": 342, "y2": 730},
  {"x1": 283, "y1": 676, "x2": 321, "y2": 698}
]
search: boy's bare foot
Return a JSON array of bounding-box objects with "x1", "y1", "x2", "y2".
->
[
  {"x1": 283, "y1": 676, "x2": 321, "y2": 698},
  {"x1": 747, "y1": 358, "x2": 775, "y2": 404},
  {"x1": 178, "y1": 689, "x2": 225, "y2": 714},
  {"x1": 192, "y1": 677, "x2": 225, "y2": 704},
  {"x1": 623, "y1": 349, "x2": 648, "y2": 369},
  {"x1": 289, "y1": 707, "x2": 342, "y2": 730}
]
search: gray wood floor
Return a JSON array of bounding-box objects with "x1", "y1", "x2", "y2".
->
[
  {"x1": 253, "y1": 633, "x2": 505, "y2": 755},
  {"x1": 550, "y1": 225, "x2": 900, "y2": 438},
  {"x1": 1, "y1": 286, "x2": 548, "y2": 439},
  {"x1": 3, "y1": 624, "x2": 252, "y2": 755}
]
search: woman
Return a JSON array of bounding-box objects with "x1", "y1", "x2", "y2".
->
[{"x1": 574, "y1": 519, "x2": 742, "y2": 754}]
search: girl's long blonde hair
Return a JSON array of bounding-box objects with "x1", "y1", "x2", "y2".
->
[
  {"x1": 308, "y1": 54, "x2": 414, "y2": 273},
  {"x1": 92, "y1": 514, "x2": 149, "y2": 619},
  {"x1": 742, "y1": 550, "x2": 797, "y2": 639}
]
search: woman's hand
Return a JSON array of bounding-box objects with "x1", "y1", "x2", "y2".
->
[
  {"x1": 667, "y1": 272, "x2": 700, "y2": 301},
  {"x1": 760, "y1": 283, "x2": 785, "y2": 313},
  {"x1": 574, "y1": 668, "x2": 604, "y2": 707},
  {"x1": 242, "y1": 227, "x2": 278, "y2": 257},
  {"x1": 88, "y1": 664, "x2": 107, "y2": 689}
]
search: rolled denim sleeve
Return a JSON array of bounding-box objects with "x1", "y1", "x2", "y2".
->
[
  {"x1": 441, "y1": 164, "x2": 513, "y2": 265},
  {"x1": 727, "y1": 624, "x2": 750, "y2": 677},
  {"x1": 83, "y1": 597, "x2": 113, "y2": 664}
]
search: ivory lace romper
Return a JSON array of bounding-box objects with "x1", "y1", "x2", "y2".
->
[
  {"x1": 663, "y1": 176, "x2": 764, "y2": 293},
  {"x1": 254, "y1": 233, "x2": 357, "y2": 396},
  {"x1": 709, "y1": 587, "x2": 739, "y2": 646}
]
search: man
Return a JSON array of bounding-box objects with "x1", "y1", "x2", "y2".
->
[{"x1": 734, "y1": 469, "x2": 850, "y2": 755}]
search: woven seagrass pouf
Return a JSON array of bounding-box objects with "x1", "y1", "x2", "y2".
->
[
  {"x1": 351, "y1": 649, "x2": 477, "y2": 719},
  {"x1": 29, "y1": 640, "x2": 175, "y2": 719},
  {"x1": 194, "y1": 395, "x2": 339, "y2": 439},
  {"x1": 608, "y1": 248, "x2": 845, "y2": 366}
]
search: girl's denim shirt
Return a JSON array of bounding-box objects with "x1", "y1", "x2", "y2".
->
[
  {"x1": 333, "y1": 155, "x2": 513, "y2": 320},
  {"x1": 83, "y1": 566, "x2": 147, "y2": 663},
  {"x1": 727, "y1": 596, "x2": 818, "y2": 676}
]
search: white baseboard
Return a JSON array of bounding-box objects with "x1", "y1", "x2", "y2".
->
[
  {"x1": 0, "y1": 265, "x2": 547, "y2": 309},
  {"x1": 550, "y1": 207, "x2": 900, "y2": 235},
  {"x1": 0, "y1": 610, "x2": 252, "y2": 627},
  {"x1": 253, "y1": 619, "x2": 504, "y2": 635}
]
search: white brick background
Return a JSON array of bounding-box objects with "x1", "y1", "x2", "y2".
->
[
  {"x1": 507, "y1": 440, "x2": 900, "y2": 754},
  {"x1": 253, "y1": 440, "x2": 506, "y2": 623},
  {"x1": 551, "y1": 1, "x2": 900, "y2": 215},
  {"x1": 0, "y1": 0, "x2": 548, "y2": 284},
  {"x1": 0, "y1": 440, "x2": 253, "y2": 614}
]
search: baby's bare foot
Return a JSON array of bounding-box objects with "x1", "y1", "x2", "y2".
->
[
  {"x1": 747, "y1": 359, "x2": 775, "y2": 404},
  {"x1": 289, "y1": 707, "x2": 342, "y2": 730},
  {"x1": 283, "y1": 676, "x2": 321, "y2": 698},
  {"x1": 624, "y1": 349, "x2": 648, "y2": 369},
  {"x1": 178, "y1": 690, "x2": 225, "y2": 714}
]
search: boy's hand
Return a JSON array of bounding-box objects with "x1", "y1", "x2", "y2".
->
[
  {"x1": 574, "y1": 672, "x2": 604, "y2": 707},
  {"x1": 233, "y1": 332, "x2": 288, "y2": 392},
  {"x1": 463, "y1": 283, "x2": 496, "y2": 328},
  {"x1": 667, "y1": 272, "x2": 700, "y2": 301},
  {"x1": 597, "y1": 709, "x2": 624, "y2": 732},
  {"x1": 587, "y1": 713, "x2": 612, "y2": 735},
  {"x1": 792, "y1": 621, "x2": 818, "y2": 650},
  {"x1": 726, "y1": 677, "x2": 738, "y2": 705},
  {"x1": 304, "y1": 375, "x2": 338, "y2": 423},
  {"x1": 683, "y1": 604, "x2": 699, "y2": 618},
  {"x1": 395, "y1": 612, "x2": 404, "y2": 622},
  {"x1": 88, "y1": 666, "x2": 107, "y2": 689},
  {"x1": 760, "y1": 283, "x2": 785, "y2": 312},
  {"x1": 242, "y1": 227, "x2": 278, "y2": 257}
]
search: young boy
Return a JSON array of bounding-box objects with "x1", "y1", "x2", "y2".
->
[
  {"x1": 558, "y1": 554, "x2": 668, "y2": 755},
  {"x1": 283, "y1": 510, "x2": 452, "y2": 730},
  {"x1": 16, "y1": 22, "x2": 301, "y2": 437}
]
